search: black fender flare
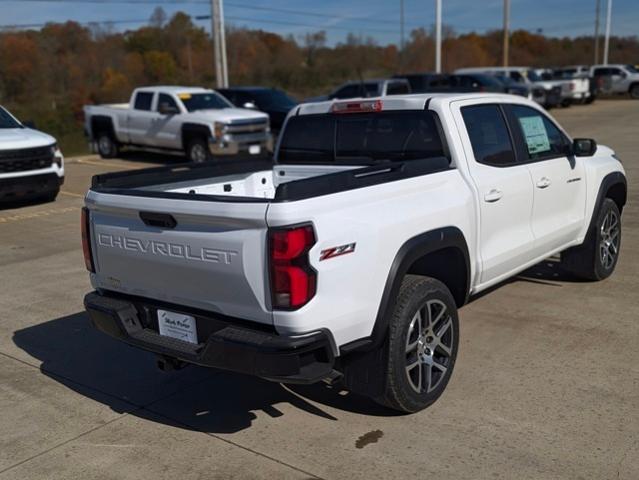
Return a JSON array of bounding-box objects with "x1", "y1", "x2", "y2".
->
[
  {"x1": 181, "y1": 123, "x2": 212, "y2": 150},
  {"x1": 340, "y1": 226, "x2": 470, "y2": 355},
  {"x1": 585, "y1": 171, "x2": 627, "y2": 236},
  {"x1": 90, "y1": 115, "x2": 116, "y2": 142}
]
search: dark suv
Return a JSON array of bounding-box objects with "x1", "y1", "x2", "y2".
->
[{"x1": 217, "y1": 87, "x2": 298, "y2": 132}]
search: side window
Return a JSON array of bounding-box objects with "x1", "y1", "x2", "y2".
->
[
  {"x1": 609, "y1": 68, "x2": 623, "y2": 76},
  {"x1": 510, "y1": 105, "x2": 569, "y2": 161},
  {"x1": 461, "y1": 104, "x2": 516, "y2": 167},
  {"x1": 386, "y1": 82, "x2": 410, "y2": 95},
  {"x1": 156, "y1": 93, "x2": 179, "y2": 112},
  {"x1": 510, "y1": 71, "x2": 524, "y2": 83},
  {"x1": 134, "y1": 92, "x2": 154, "y2": 111},
  {"x1": 594, "y1": 68, "x2": 609, "y2": 76},
  {"x1": 333, "y1": 85, "x2": 361, "y2": 99}
]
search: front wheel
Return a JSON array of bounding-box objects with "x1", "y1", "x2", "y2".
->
[
  {"x1": 96, "y1": 132, "x2": 118, "y2": 159},
  {"x1": 629, "y1": 84, "x2": 639, "y2": 99},
  {"x1": 186, "y1": 138, "x2": 212, "y2": 163},
  {"x1": 563, "y1": 198, "x2": 621, "y2": 280},
  {"x1": 375, "y1": 275, "x2": 459, "y2": 413}
]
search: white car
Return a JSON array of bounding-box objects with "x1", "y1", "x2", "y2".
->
[
  {"x1": 82, "y1": 93, "x2": 626, "y2": 413},
  {"x1": 84, "y1": 86, "x2": 273, "y2": 163},
  {"x1": 0, "y1": 106, "x2": 64, "y2": 203},
  {"x1": 590, "y1": 64, "x2": 639, "y2": 99}
]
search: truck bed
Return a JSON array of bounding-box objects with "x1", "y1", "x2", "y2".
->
[{"x1": 90, "y1": 156, "x2": 451, "y2": 202}]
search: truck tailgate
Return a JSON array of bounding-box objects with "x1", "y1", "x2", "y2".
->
[{"x1": 85, "y1": 191, "x2": 271, "y2": 325}]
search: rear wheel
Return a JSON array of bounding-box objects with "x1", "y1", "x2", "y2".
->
[
  {"x1": 375, "y1": 275, "x2": 459, "y2": 413},
  {"x1": 96, "y1": 132, "x2": 118, "y2": 159},
  {"x1": 186, "y1": 138, "x2": 211, "y2": 163},
  {"x1": 563, "y1": 198, "x2": 621, "y2": 280}
]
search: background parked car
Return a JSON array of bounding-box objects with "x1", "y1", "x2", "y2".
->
[
  {"x1": 306, "y1": 78, "x2": 411, "y2": 102},
  {"x1": 217, "y1": 87, "x2": 298, "y2": 133},
  {"x1": 0, "y1": 106, "x2": 64, "y2": 204},
  {"x1": 456, "y1": 67, "x2": 565, "y2": 109},
  {"x1": 590, "y1": 64, "x2": 639, "y2": 99}
]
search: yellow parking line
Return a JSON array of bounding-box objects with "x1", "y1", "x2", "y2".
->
[
  {"x1": 60, "y1": 191, "x2": 84, "y2": 198},
  {"x1": 0, "y1": 206, "x2": 78, "y2": 224},
  {"x1": 76, "y1": 158, "x2": 139, "y2": 170}
]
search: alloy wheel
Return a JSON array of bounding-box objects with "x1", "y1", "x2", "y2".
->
[
  {"x1": 600, "y1": 209, "x2": 620, "y2": 270},
  {"x1": 405, "y1": 299, "x2": 454, "y2": 394}
]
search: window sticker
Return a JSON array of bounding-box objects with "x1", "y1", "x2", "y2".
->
[
  {"x1": 519, "y1": 115, "x2": 550, "y2": 154},
  {"x1": 178, "y1": 93, "x2": 192, "y2": 100}
]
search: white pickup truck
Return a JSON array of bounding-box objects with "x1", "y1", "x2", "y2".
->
[
  {"x1": 82, "y1": 94, "x2": 626, "y2": 413},
  {"x1": 590, "y1": 64, "x2": 639, "y2": 99},
  {"x1": 456, "y1": 67, "x2": 591, "y2": 107},
  {"x1": 84, "y1": 86, "x2": 272, "y2": 163},
  {"x1": 0, "y1": 105, "x2": 64, "y2": 203}
]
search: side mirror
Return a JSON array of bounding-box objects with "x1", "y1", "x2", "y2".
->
[
  {"x1": 22, "y1": 120, "x2": 36, "y2": 129},
  {"x1": 159, "y1": 103, "x2": 178, "y2": 115},
  {"x1": 242, "y1": 101, "x2": 257, "y2": 110},
  {"x1": 573, "y1": 138, "x2": 597, "y2": 157}
]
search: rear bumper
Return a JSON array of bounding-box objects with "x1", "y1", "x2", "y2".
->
[
  {"x1": 0, "y1": 172, "x2": 63, "y2": 202},
  {"x1": 84, "y1": 291, "x2": 336, "y2": 384}
]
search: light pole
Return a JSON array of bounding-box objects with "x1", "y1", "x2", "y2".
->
[
  {"x1": 594, "y1": 0, "x2": 601, "y2": 64},
  {"x1": 502, "y1": 0, "x2": 510, "y2": 67},
  {"x1": 435, "y1": 0, "x2": 441, "y2": 73},
  {"x1": 603, "y1": 0, "x2": 612, "y2": 65},
  {"x1": 211, "y1": 0, "x2": 228, "y2": 88}
]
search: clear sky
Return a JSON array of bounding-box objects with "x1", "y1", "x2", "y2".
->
[{"x1": 0, "y1": 0, "x2": 637, "y2": 45}]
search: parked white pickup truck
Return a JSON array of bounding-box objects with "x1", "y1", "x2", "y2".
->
[
  {"x1": 456, "y1": 67, "x2": 591, "y2": 107},
  {"x1": 0, "y1": 105, "x2": 64, "y2": 203},
  {"x1": 82, "y1": 94, "x2": 626, "y2": 413},
  {"x1": 84, "y1": 86, "x2": 272, "y2": 163},
  {"x1": 590, "y1": 64, "x2": 639, "y2": 99}
]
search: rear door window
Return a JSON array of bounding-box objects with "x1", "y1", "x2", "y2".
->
[
  {"x1": 461, "y1": 104, "x2": 516, "y2": 166},
  {"x1": 279, "y1": 111, "x2": 446, "y2": 164},
  {"x1": 332, "y1": 85, "x2": 361, "y2": 99},
  {"x1": 134, "y1": 92, "x2": 154, "y2": 111}
]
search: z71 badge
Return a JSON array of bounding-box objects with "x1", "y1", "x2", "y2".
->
[{"x1": 320, "y1": 242, "x2": 356, "y2": 261}]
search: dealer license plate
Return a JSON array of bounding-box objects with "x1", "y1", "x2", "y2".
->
[{"x1": 157, "y1": 309, "x2": 198, "y2": 344}]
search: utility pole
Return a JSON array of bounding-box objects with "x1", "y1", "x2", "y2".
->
[
  {"x1": 594, "y1": 0, "x2": 601, "y2": 64},
  {"x1": 211, "y1": 0, "x2": 228, "y2": 88},
  {"x1": 435, "y1": 0, "x2": 441, "y2": 73},
  {"x1": 502, "y1": 0, "x2": 510, "y2": 67},
  {"x1": 603, "y1": 0, "x2": 612, "y2": 65},
  {"x1": 400, "y1": 0, "x2": 405, "y2": 52}
]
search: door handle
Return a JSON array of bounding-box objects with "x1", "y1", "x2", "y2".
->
[
  {"x1": 536, "y1": 177, "x2": 552, "y2": 189},
  {"x1": 484, "y1": 189, "x2": 503, "y2": 203}
]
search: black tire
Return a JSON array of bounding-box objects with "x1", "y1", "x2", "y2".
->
[
  {"x1": 629, "y1": 84, "x2": 639, "y2": 100},
  {"x1": 186, "y1": 137, "x2": 212, "y2": 163},
  {"x1": 585, "y1": 94, "x2": 596, "y2": 104},
  {"x1": 563, "y1": 198, "x2": 621, "y2": 281},
  {"x1": 561, "y1": 99, "x2": 572, "y2": 108},
  {"x1": 375, "y1": 275, "x2": 459, "y2": 413},
  {"x1": 96, "y1": 132, "x2": 119, "y2": 159}
]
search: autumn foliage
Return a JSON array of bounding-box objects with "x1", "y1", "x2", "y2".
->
[{"x1": 0, "y1": 12, "x2": 637, "y2": 153}]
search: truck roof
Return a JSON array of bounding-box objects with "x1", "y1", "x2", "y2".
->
[
  {"x1": 296, "y1": 92, "x2": 531, "y2": 116},
  {"x1": 134, "y1": 86, "x2": 214, "y2": 94}
]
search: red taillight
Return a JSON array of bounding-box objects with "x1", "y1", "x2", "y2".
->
[
  {"x1": 269, "y1": 225, "x2": 316, "y2": 310},
  {"x1": 331, "y1": 99, "x2": 383, "y2": 114},
  {"x1": 81, "y1": 207, "x2": 95, "y2": 272}
]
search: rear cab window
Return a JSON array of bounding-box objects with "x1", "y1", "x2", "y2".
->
[
  {"x1": 134, "y1": 91, "x2": 154, "y2": 111},
  {"x1": 278, "y1": 110, "x2": 448, "y2": 165}
]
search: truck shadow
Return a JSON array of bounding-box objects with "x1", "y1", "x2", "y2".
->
[{"x1": 12, "y1": 312, "x2": 392, "y2": 435}]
